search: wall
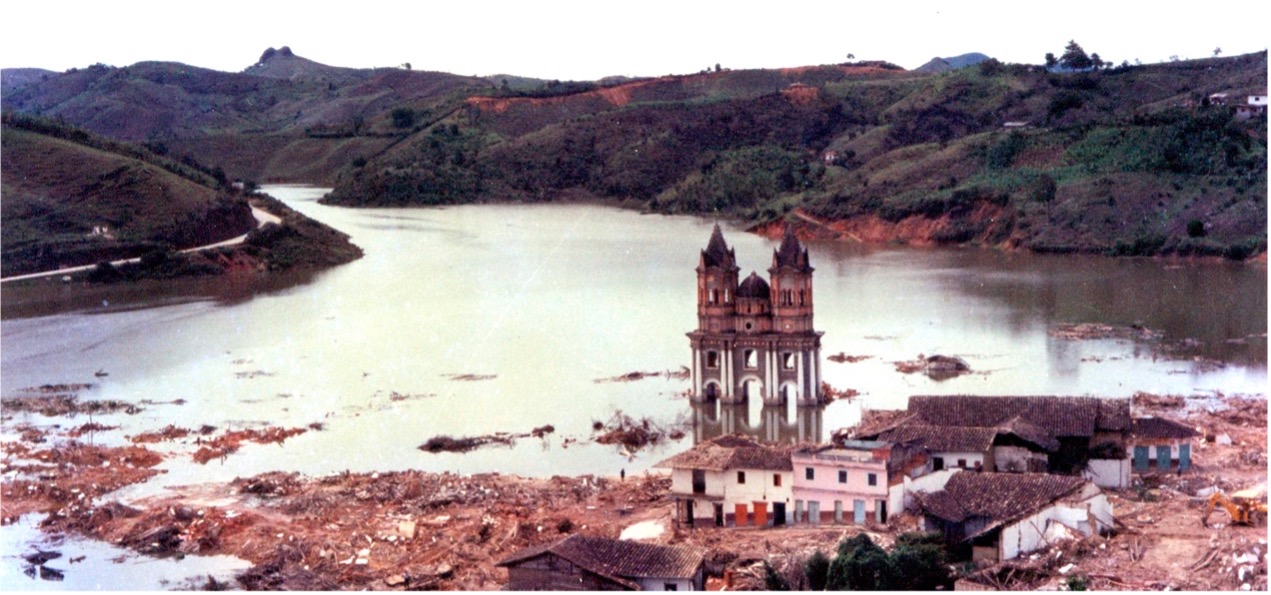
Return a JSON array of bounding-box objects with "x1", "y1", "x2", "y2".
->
[
  {"x1": 992, "y1": 446, "x2": 1046, "y2": 473},
  {"x1": 997, "y1": 490, "x2": 1113, "y2": 561},
  {"x1": 932, "y1": 452, "x2": 985, "y2": 471},
  {"x1": 1082, "y1": 458, "x2": 1130, "y2": 488},
  {"x1": 673, "y1": 466, "x2": 791, "y2": 526},
  {"x1": 891, "y1": 468, "x2": 961, "y2": 516},
  {"x1": 636, "y1": 571, "x2": 701, "y2": 591},
  {"x1": 791, "y1": 452, "x2": 888, "y2": 524}
]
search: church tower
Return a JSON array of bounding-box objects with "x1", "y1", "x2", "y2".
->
[{"x1": 688, "y1": 225, "x2": 823, "y2": 407}]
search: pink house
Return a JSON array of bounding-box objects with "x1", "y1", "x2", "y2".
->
[{"x1": 791, "y1": 441, "x2": 898, "y2": 525}]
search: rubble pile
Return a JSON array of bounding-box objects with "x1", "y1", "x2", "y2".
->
[
  {"x1": 1, "y1": 389, "x2": 140, "y2": 417},
  {"x1": 1, "y1": 437, "x2": 163, "y2": 525},
  {"x1": 592, "y1": 412, "x2": 688, "y2": 452},
  {"x1": 419, "y1": 425, "x2": 556, "y2": 453},
  {"x1": 827, "y1": 352, "x2": 871, "y2": 363}
]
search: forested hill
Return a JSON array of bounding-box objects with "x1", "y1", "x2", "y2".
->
[
  {"x1": 325, "y1": 52, "x2": 1267, "y2": 259},
  {"x1": 4, "y1": 48, "x2": 1265, "y2": 259}
]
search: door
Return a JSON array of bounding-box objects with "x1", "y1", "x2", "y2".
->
[
  {"x1": 735, "y1": 503, "x2": 749, "y2": 527},
  {"x1": 1133, "y1": 445, "x2": 1150, "y2": 472},
  {"x1": 685, "y1": 499, "x2": 694, "y2": 526},
  {"x1": 877, "y1": 499, "x2": 888, "y2": 524},
  {"x1": 1156, "y1": 445, "x2": 1171, "y2": 471},
  {"x1": 773, "y1": 502, "x2": 786, "y2": 526},
  {"x1": 753, "y1": 502, "x2": 768, "y2": 527},
  {"x1": 1179, "y1": 443, "x2": 1191, "y2": 472},
  {"x1": 808, "y1": 501, "x2": 820, "y2": 526},
  {"x1": 714, "y1": 503, "x2": 724, "y2": 527},
  {"x1": 853, "y1": 499, "x2": 866, "y2": 524}
]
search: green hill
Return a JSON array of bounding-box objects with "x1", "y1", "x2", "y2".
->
[
  {"x1": 324, "y1": 53, "x2": 1267, "y2": 259},
  {"x1": 1, "y1": 114, "x2": 361, "y2": 278}
]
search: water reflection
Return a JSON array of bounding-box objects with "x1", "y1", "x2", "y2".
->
[{"x1": 691, "y1": 401, "x2": 824, "y2": 445}]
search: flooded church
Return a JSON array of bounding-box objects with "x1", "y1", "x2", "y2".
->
[{"x1": 688, "y1": 225, "x2": 824, "y2": 407}]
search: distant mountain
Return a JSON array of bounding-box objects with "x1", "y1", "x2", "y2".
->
[
  {"x1": 242, "y1": 46, "x2": 367, "y2": 84},
  {"x1": 0, "y1": 67, "x2": 57, "y2": 98},
  {"x1": 914, "y1": 53, "x2": 992, "y2": 73}
]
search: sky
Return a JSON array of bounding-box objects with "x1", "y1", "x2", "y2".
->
[{"x1": 2, "y1": 1, "x2": 1268, "y2": 81}]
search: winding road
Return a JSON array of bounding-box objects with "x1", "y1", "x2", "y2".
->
[{"x1": 0, "y1": 206, "x2": 281, "y2": 284}]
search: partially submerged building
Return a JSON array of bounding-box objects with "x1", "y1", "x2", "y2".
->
[
  {"x1": 687, "y1": 226, "x2": 824, "y2": 407},
  {"x1": 497, "y1": 535, "x2": 707, "y2": 591},
  {"x1": 655, "y1": 435, "x2": 793, "y2": 527},
  {"x1": 916, "y1": 472, "x2": 1113, "y2": 564}
]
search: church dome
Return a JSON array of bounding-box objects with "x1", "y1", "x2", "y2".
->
[{"x1": 737, "y1": 272, "x2": 770, "y2": 299}]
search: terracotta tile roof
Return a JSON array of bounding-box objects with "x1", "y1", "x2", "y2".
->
[
  {"x1": 1131, "y1": 417, "x2": 1199, "y2": 439},
  {"x1": 919, "y1": 472, "x2": 1087, "y2": 539},
  {"x1": 497, "y1": 535, "x2": 706, "y2": 583},
  {"x1": 879, "y1": 424, "x2": 997, "y2": 453},
  {"x1": 654, "y1": 434, "x2": 793, "y2": 472},
  {"x1": 907, "y1": 395, "x2": 1130, "y2": 437}
]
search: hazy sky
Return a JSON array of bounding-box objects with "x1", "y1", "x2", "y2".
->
[{"x1": 2, "y1": 1, "x2": 1268, "y2": 80}]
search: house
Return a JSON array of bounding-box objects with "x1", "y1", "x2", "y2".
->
[
  {"x1": 655, "y1": 434, "x2": 793, "y2": 527},
  {"x1": 853, "y1": 396, "x2": 1131, "y2": 487},
  {"x1": 791, "y1": 440, "x2": 927, "y2": 526},
  {"x1": 497, "y1": 535, "x2": 707, "y2": 591},
  {"x1": 1208, "y1": 92, "x2": 1230, "y2": 106},
  {"x1": 1128, "y1": 416, "x2": 1199, "y2": 474},
  {"x1": 917, "y1": 472, "x2": 1113, "y2": 564},
  {"x1": 1236, "y1": 92, "x2": 1268, "y2": 119}
]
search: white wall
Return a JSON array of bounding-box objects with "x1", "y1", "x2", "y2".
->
[
  {"x1": 891, "y1": 468, "x2": 961, "y2": 514},
  {"x1": 1082, "y1": 458, "x2": 1130, "y2": 488},
  {"x1": 998, "y1": 490, "x2": 1114, "y2": 560},
  {"x1": 636, "y1": 576, "x2": 697, "y2": 591},
  {"x1": 932, "y1": 452, "x2": 984, "y2": 470}
]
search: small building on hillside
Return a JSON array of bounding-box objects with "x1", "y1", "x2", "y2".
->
[
  {"x1": 655, "y1": 435, "x2": 793, "y2": 527},
  {"x1": 497, "y1": 535, "x2": 707, "y2": 591},
  {"x1": 1128, "y1": 416, "x2": 1199, "y2": 474},
  {"x1": 917, "y1": 472, "x2": 1113, "y2": 565},
  {"x1": 790, "y1": 440, "x2": 925, "y2": 526}
]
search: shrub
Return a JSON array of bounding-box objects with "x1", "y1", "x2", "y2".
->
[{"x1": 1186, "y1": 219, "x2": 1206, "y2": 238}]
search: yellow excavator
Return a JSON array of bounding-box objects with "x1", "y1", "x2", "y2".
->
[{"x1": 1201, "y1": 487, "x2": 1268, "y2": 527}]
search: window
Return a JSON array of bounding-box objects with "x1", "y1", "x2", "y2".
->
[
  {"x1": 664, "y1": 583, "x2": 678, "y2": 591},
  {"x1": 957, "y1": 459, "x2": 967, "y2": 469},
  {"x1": 737, "y1": 471, "x2": 746, "y2": 484},
  {"x1": 692, "y1": 470, "x2": 706, "y2": 494},
  {"x1": 724, "y1": 289, "x2": 730, "y2": 304},
  {"x1": 867, "y1": 473, "x2": 877, "y2": 486},
  {"x1": 709, "y1": 289, "x2": 719, "y2": 304},
  {"x1": 798, "y1": 289, "x2": 805, "y2": 306},
  {"x1": 933, "y1": 457, "x2": 945, "y2": 471},
  {"x1": 805, "y1": 467, "x2": 815, "y2": 481},
  {"x1": 774, "y1": 474, "x2": 782, "y2": 487},
  {"x1": 838, "y1": 470, "x2": 847, "y2": 484},
  {"x1": 782, "y1": 353, "x2": 795, "y2": 370},
  {"x1": 744, "y1": 349, "x2": 757, "y2": 368},
  {"x1": 706, "y1": 351, "x2": 719, "y2": 369}
]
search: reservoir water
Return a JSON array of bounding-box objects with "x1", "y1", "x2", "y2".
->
[{"x1": 2, "y1": 185, "x2": 1266, "y2": 490}]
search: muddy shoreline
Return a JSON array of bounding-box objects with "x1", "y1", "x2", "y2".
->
[{"x1": 3, "y1": 383, "x2": 1265, "y2": 591}]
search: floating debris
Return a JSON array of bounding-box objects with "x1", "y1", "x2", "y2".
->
[
  {"x1": 827, "y1": 353, "x2": 872, "y2": 363},
  {"x1": 442, "y1": 373, "x2": 497, "y2": 382},
  {"x1": 893, "y1": 354, "x2": 972, "y2": 380},
  {"x1": 593, "y1": 367, "x2": 691, "y2": 383}
]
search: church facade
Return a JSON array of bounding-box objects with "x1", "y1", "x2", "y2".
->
[{"x1": 688, "y1": 225, "x2": 824, "y2": 406}]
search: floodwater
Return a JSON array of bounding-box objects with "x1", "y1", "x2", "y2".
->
[{"x1": 2, "y1": 185, "x2": 1266, "y2": 487}]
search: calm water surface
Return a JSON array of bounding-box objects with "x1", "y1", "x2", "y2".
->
[{"x1": 2, "y1": 186, "x2": 1266, "y2": 491}]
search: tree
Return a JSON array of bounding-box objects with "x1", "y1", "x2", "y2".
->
[
  {"x1": 804, "y1": 549, "x2": 830, "y2": 591},
  {"x1": 1059, "y1": 40, "x2": 1093, "y2": 70},
  {"x1": 846, "y1": 53, "x2": 856, "y2": 60},
  {"x1": 1044, "y1": 52, "x2": 1058, "y2": 69},
  {"x1": 762, "y1": 561, "x2": 791, "y2": 591},
  {"x1": 1090, "y1": 53, "x2": 1103, "y2": 69},
  {"x1": 1213, "y1": 47, "x2": 1223, "y2": 57},
  {"x1": 391, "y1": 107, "x2": 416, "y2": 129},
  {"x1": 887, "y1": 532, "x2": 952, "y2": 590},
  {"x1": 828, "y1": 534, "x2": 892, "y2": 590}
]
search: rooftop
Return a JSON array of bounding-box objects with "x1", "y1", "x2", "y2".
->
[
  {"x1": 919, "y1": 472, "x2": 1088, "y2": 539},
  {"x1": 497, "y1": 534, "x2": 707, "y2": 583},
  {"x1": 654, "y1": 434, "x2": 793, "y2": 472}
]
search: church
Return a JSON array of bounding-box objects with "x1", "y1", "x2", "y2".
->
[{"x1": 687, "y1": 225, "x2": 824, "y2": 407}]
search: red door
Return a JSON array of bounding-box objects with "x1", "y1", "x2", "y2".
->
[
  {"x1": 735, "y1": 503, "x2": 749, "y2": 526},
  {"x1": 753, "y1": 502, "x2": 768, "y2": 527}
]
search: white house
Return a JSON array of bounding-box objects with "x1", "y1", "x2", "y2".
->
[
  {"x1": 655, "y1": 435, "x2": 793, "y2": 527},
  {"x1": 917, "y1": 472, "x2": 1113, "y2": 565}
]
